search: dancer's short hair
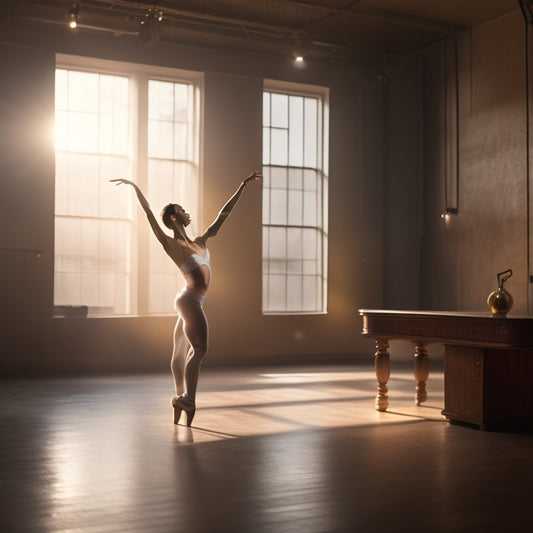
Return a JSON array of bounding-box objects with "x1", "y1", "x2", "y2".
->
[{"x1": 161, "y1": 203, "x2": 181, "y2": 229}]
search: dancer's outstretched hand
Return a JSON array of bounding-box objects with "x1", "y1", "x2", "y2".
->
[
  {"x1": 110, "y1": 178, "x2": 135, "y2": 187},
  {"x1": 244, "y1": 171, "x2": 262, "y2": 185}
]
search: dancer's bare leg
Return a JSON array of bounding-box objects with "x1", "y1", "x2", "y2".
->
[
  {"x1": 170, "y1": 316, "x2": 188, "y2": 396},
  {"x1": 176, "y1": 297, "x2": 208, "y2": 402}
]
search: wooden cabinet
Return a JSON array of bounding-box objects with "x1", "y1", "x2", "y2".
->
[
  {"x1": 442, "y1": 346, "x2": 484, "y2": 427},
  {"x1": 442, "y1": 346, "x2": 533, "y2": 430},
  {"x1": 359, "y1": 309, "x2": 533, "y2": 431}
]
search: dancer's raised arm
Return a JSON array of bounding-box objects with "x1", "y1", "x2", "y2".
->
[
  {"x1": 201, "y1": 171, "x2": 262, "y2": 240},
  {"x1": 110, "y1": 179, "x2": 169, "y2": 247}
]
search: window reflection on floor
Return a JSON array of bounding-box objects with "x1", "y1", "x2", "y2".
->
[{"x1": 175, "y1": 367, "x2": 445, "y2": 444}]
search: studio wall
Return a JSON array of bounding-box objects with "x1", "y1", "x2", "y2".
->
[
  {"x1": 1, "y1": 8, "x2": 528, "y2": 376},
  {"x1": 420, "y1": 11, "x2": 529, "y2": 315},
  {"x1": 0, "y1": 17, "x2": 384, "y2": 375}
]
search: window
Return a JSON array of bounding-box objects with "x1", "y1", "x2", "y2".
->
[
  {"x1": 54, "y1": 55, "x2": 202, "y2": 315},
  {"x1": 262, "y1": 80, "x2": 329, "y2": 314}
]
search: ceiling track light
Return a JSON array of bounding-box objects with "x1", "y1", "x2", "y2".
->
[
  {"x1": 140, "y1": 7, "x2": 164, "y2": 25},
  {"x1": 138, "y1": 7, "x2": 164, "y2": 45},
  {"x1": 290, "y1": 34, "x2": 309, "y2": 66},
  {"x1": 68, "y1": 2, "x2": 80, "y2": 29}
]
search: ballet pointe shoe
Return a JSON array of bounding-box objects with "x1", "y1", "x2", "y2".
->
[
  {"x1": 183, "y1": 406, "x2": 196, "y2": 427},
  {"x1": 171, "y1": 395, "x2": 196, "y2": 427},
  {"x1": 171, "y1": 396, "x2": 182, "y2": 425}
]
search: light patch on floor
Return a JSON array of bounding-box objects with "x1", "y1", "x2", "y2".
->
[{"x1": 170, "y1": 368, "x2": 446, "y2": 444}]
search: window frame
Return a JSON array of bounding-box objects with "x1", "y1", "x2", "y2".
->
[
  {"x1": 262, "y1": 78, "x2": 329, "y2": 315},
  {"x1": 54, "y1": 54, "x2": 204, "y2": 316}
]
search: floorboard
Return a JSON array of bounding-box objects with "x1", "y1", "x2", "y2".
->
[{"x1": 1, "y1": 363, "x2": 532, "y2": 532}]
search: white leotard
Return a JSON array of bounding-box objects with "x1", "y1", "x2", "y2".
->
[{"x1": 179, "y1": 248, "x2": 211, "y2": 275}]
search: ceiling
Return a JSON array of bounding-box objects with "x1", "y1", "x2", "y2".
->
[{"x1": 4, "y1": 0, "x2": 522, "y2": 67}]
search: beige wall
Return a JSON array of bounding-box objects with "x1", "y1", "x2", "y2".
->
[
  {"x1": 0, "y1": 18, "x2": 385, "y2": 375},
  {"x1": 420, "y1": 11, "x2": 529, "y2": 315},
  {"x1": 383, "y1": 58, "x2": 424, "y2": 309},
  {"x1": 1, "y1": 9, "x2": 529, "y2": 376}
]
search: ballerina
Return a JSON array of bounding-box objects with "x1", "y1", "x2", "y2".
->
[{"x1": 111, "y1": 171, "x2": 261, "y2": 426}]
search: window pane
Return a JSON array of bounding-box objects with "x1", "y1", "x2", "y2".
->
[
  {"x1": 148, "y1": 80, "x2": 198, "y2": 313},
  {"x1": 100, "y1": 220, "x2": 129, "y2": 260},
  {"x1": 99, "y1": 115, "x2": 113, "y2": 153},
  {"x1": 303, "y1": 260, "x2": 317, "y2": 275},
  {"x1": 55, "y1": 217, "x2": 81, "y2": 256},
  {"x1": 303, "y1": 276, "x2": 318, "y2": 311},
  {"x1": 266, "y1": 274, "x2": 286, "y2": 311},
  {"x1": 80, "y1": 218, "x2": 99, "y2": 256},
  {"x1": 111, "y1": 273, "x2": 128, "y2": 315},
  {"x1": 262, "y1": 188, "x2": 270, "y2": 224},
  {"x1": 287, "y1": 275, "x2": 302, "y2": 310},
  {"x1": 263, "y1": 92, "x2": 270, "y2": 127},
  {"x1": 288, "y1": 189, "x2": 303, "y2": 226},
  {"x1": 149, "y1": 161, "x2": 197, "y2": 224},
  {"x1": 149, "y1": 272, "x2": 179, "y2": 312},
  {"x1": 270, "y1": 166, "x2": 287, "y2": 189},
  {"x1": 149, "y1": 80, "x2": 174, "y2": 120},
  {"x1": 68, "y1": 71, "x2": 99, "y2": 112},
  {"x1": 262, "y1": 227, "x2": 269, "y2": 258},
  {"x1": 55, "y1": 66, "x2": 131, "y2": 314},
  {"x1": 289, "y1": 96, "x2": 303, "y2": 167},
  {"x1": 55, "y1": 110, "x2": 68, "y2": 151},
  {"x1": 287, "y1": 228, "x2": 303, "y2": 260},
  {"x1": 267, "y1": 227, "x2": 286, "y2": 259},
  {"x1": 64, "y1": 154, "x2": 99, "y2": 217},
  {"x1": 149, "y1": 120, "x2": 173, "y2": 159},
  {"x1": 262, "y1": 166, "x2": 271, "y2": 188},
  {"x1": 174, "y1": 83, "x2": 189, "y2": 121},
  {"x1": 55, "y1": 62, "x2": 199, "y2": 316},
  {"x1": 99, "y1": 75, "x2": 114, "y2": 114},
  {"x1": 303, "y1": 169, "x2": 317, "y2": 191},
  {"x1": 68, "y1": 112, "x2": 98, "y2": 153},
  {"x1": 112, "y1": 106, "x2": 129, "y2": 155},
  {"x1": 99, "y1": 156, "x2": 129, "y2": 219},
  {"x1": 262, "y1": 126, "x2": 270, "y2": 165},
  {"x1": 270, "y1": 128, "x2": 288, "y2": 166},
  {"x1": 271, "y1": 93, "x2": 288, "y2": 128},
  {"x1": 304, "y1": 98, "x2": 317, "y2": 168},
  {"x1": 267, "y1": 259, "x2": 287, "y2": 274},
  {"x1": 98, "y1": 273, "x2": 118, "y2": 309},
  {"x1": 55, "y1": 272, "x2": 80, "y2": 305},
  {"x1": 270, "y1": 189, "x2": 287, "y2": 225},
  {"x1": 173, "y1": 122, "x2": 187, "y2": 160},
  {"x1": 303, "y1": 191, "x2": 317, "y2": 226},
  {"x1": 288, "y1": 167, "x2": 303, "y2": 190},
  {"x1": 81, "y1": 272, "x2": 98, "y2": 307},
  {"x1": 262, "y1": 85, "x2": 327, "y2": 314},
  {"x1": 149, "y1": 158, "x2": 174, "y2": 189},
  {"x1": 287, "y1": 260, "x2": 302, "y2": 274},
  {"x1": 55, "y1": 153, "x2": 68, "y2": 213},
  {"x1": 303, "y1": 229, "x2": 318, "y2": 260}
]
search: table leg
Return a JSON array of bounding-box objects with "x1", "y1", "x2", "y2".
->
[
  {"x1": 374, "y1": 339, "x2": 390, "y2": 411},
  {"x1": 414, "y1": 342, "x2": 429, "y2": 405}
]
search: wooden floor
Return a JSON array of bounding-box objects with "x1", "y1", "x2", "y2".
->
[{"x1": 1, "y1": 363, "x2": 532, "y2": 532}]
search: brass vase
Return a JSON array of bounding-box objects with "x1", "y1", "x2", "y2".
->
[{"x1": 487, "y1": 269, "x2": 513, "y2": 317}]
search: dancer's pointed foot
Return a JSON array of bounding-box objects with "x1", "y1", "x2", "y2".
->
[
  {"x1": 171, "y1": 396, "x2": 182, "y2": 425},
  {"x1": 171, "y1": 394, "x2": 196, "y2": 427}
]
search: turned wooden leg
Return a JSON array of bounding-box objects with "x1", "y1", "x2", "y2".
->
[
  {"x1": 374, "y1": 339, "x2": 391, "y2": 411},
  {"x1": 414, "y1": 342, "x2": 429, "y2": 405}
]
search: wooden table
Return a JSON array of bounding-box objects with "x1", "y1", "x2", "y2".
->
[{"x1": 359, "y1": 309, "x2": 533, "y2": 430}]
